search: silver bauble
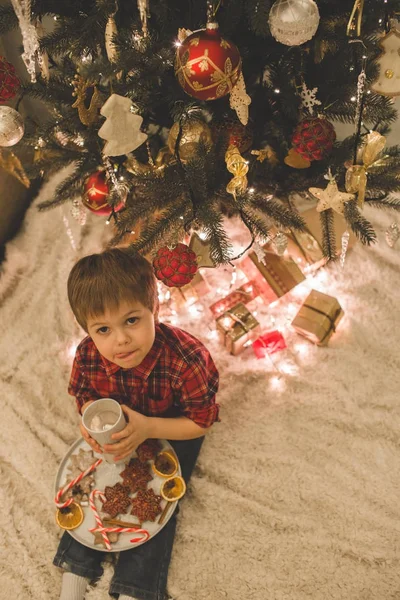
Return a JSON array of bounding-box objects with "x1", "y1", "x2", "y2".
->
[
  {"x1": 269, "y1": 0, "x2": 320, "y2": 46},
  {"x1": 0, "y1": 106, "x2": 25, "y2": 147}
]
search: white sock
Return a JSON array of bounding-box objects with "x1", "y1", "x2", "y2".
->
[{"x1": 59, "y1": 572, "x2": 89, "y2": 600}]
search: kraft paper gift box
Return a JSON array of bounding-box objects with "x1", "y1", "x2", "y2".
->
[
  {"x1": 216, "y1": 302, "x2": 261, "y2": 356},
  {"x1": 172, "y1": 271, "x2": 210, "y2": 308},
  {"x1": 291, "y1": 289, "x2": 344, "y2": 346},
  {"x1": 240, "y1": 250, "x2": 305, "y2": 301}
]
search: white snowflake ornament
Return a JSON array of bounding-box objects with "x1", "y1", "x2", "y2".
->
[
  {"x1": 299, "y1": 82, "x2": 321, "y2": 114},
  {"x1": 252, "y1": 241, "x2": 268, "y2": 265}
]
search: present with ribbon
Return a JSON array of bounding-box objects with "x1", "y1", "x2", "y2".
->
[
  {"x1": 345, "y1": 131, "x2": 387, "y2": 207},
  {"x1": 209, "y1": 279, "x2": 262, "y2": 317},
  {"x1": 291, "y1": 289, "x2": 344, "y2": 346},
  {"x1": 216, "y1": 302, "x2": 260, "y2": 355},
  {"x1": 240, "y1": 250, "x2": 305, "y2": 300},
  {"x1": 252, "y1": 330, "x2": 287, "y2": 359}
]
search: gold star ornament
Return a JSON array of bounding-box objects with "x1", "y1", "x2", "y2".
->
[{"x1": 309, "y1": 180, "x2": 354, "y2": 214}]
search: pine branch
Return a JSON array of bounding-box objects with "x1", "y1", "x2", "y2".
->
[
  {"x1": 319, "y1": 209, "x2": 337, "y2": 260},
  {"x1": 250, "y1": 194, "x2": 305, "y2": 231},
  {"x1": 364, "y1": 196, "x2": 400, "y2": 211},
  {"x1": 0, "y1": 4, "x2": 18, "y2": 34},
  {"x1": 343, "y1": 200, "x2": 377, "y2": 245}
]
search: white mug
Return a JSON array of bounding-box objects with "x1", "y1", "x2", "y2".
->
[{"x1": 82, "y1": 398, "x2": 126, "y2": 463}]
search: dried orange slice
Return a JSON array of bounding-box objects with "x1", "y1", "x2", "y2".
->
[
  {"x1": 152, "y1": 451, "x2": 178, "y2": 478},
  {"x1": 56, "y1": 502, "x2": 84, "y2": 530},
  {"x1": 160, "y1": 475, "x2": 186, "y2": 502}
]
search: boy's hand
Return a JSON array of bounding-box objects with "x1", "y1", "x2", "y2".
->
[
  {"x1": 79, "y1": 400, "x2": 103, "y2": 454},
  {"x1": 103, "y1": 405, "x2": 151, "y2": 462}
]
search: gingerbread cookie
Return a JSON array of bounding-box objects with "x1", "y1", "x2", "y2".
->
[
  {"x1": 130, "y1": 488, "x2": 163, "y2": 523},
  {"x1": 101, "y1": 483, "x2": 132, "y2": 518},
  {"x1": 69, "y1": 448, "x2": 96, "y2": 472},
  {"x1": 136, "y1": 439, "x2": 162, "y2": 463},
  {"x1": 120, "y1": 458, "x2": 153, "y2": 493}
]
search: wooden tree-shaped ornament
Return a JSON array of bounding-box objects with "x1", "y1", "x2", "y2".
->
[
  {"x1": 98, "y1": 94, "x2": 148, "y2": 156},
  {"x1": 371, "y1": 29, "x2": 400, "y2": 97}
]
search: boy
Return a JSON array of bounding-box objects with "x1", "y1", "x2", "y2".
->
[{"x1": 54, "y1": 247, "x2": 219, "y2": 600}]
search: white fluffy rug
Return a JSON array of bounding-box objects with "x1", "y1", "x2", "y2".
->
[{"x1": 1, "y1": 170, "x2": 400, "y2": 600}]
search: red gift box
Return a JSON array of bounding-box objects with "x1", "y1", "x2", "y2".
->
[
  {"x1": 252, "y1": 330, "x2": 287, "y2": 359},
  {"x1": 209, "y1": 279, "x2": 261, "y2": 317}
]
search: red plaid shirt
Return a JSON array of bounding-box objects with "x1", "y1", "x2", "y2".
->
[{"x1": 68, "y1": 323, "x2": 220, "y2": 429}]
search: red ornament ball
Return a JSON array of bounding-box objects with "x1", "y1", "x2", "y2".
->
[
  {"x1": 82, "y1": 170, "x2": 124, "y2": 216},
  {"x1": 153, "y1": 243, "x2": 198, "y2": 287},
  {"x1": 0, "y1": 57, "x2": 20, "y2": 104},
  {"x1": 213, "y1": 118, "x2": 253, "y2": 153},
  {"x1": 291, "y1": 117, "x2": 336, "y2": 161},
  {"x1": 175, "y1": 23, "x2": 242, "y2": 101}
]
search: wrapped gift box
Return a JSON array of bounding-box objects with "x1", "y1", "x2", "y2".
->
[
  {"x1": 291, "y1": 289, "x2": 344, "y2": 346},
  {"x1": 252, "y1": 330, "x2": 287, "y2": 359},
  {"x1": 240, "y1": 250, "x2": 305, "y2": 300},
  {"x1": 172, "y1": 271, "x2": 210, "y2": 308},
  {"x1": 216, "y1": 302, "x2": 260, "y2": 355},
  {"x1": 209, "y1": 279, "x2": 261, "y2": 317}
]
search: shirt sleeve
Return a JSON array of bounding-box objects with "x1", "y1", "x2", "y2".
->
[
  {"x1": 177, "y1": 350, "x2": 220, "y2": 428},
  {"x1": 68, "y1": 355, "x2": 102, "y2": 413}
]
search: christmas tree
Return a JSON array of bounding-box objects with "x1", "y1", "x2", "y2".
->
[{"x1": 1, "y1": 0, "x2": 400, "y2": 269}]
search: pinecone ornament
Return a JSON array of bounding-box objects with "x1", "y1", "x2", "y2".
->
[
  {"x1": 153, "y1": 243, "x2": 198, "y2": 287},
  {"x1": 292, "y1": 116, "x2": 336, "y2": 161}
]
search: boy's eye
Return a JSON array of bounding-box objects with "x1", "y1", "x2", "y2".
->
[
  {"x1": 126, "y1": 317, "x2": 138, "y2": 325},
  {"x1": 97, "y1": 326, "x2": 109, "y2": 334}
]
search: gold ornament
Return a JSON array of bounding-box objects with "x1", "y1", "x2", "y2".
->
[
  {"x1": 72, "y1": 76, "x2": 103, "y2": 126},
  {"x1": 167, "y1": 120, "x2": 212, "y2": 161},
  {"x1": 284, "y1": 147, "x2": 311, "y2": 169},
  {"x1": 0, "y1": 150, "x2": 30, "y2": 187},
  {"x1": 225, "y1": 144, "x2": 248, "y2": 197},
  {"x1": 251, "y1": 146, "x2": 279, "y2": 165},
  {"x1": 345, "y1": 131, "x2": 387, "y2": 207},
  {"x1": 346, "y1": 0, "x2": 365, "y2": 37},
  {"x1": 309, "y1": 180, "x2": 354, "y2": 214},
  {"x1": 189, "y1": 231, "x2": 217, "y2": 268},
  {"x1": 385, "y1": 69, "x2": 394, "y2": 79}
]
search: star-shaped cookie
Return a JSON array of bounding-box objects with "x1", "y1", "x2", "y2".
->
[{"x1": 309, "y1": 180, "x2": 354, "y2": 214}]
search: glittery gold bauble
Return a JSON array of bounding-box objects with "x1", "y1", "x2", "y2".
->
[
  {"x1": 167, "y1": 120, "x2": 212, "y2": 161},
  {"x1": 55, "y1": 502, "x2": 84, "y2": 530}
]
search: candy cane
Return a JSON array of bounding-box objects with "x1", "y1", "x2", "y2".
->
[
  {"x1": 89, "y1": 525, "x2": 150, "y2": 545},
  {"x1": 55, "y1": 458, "x2": 103, "y2": 509},
  {"x1": 89, "y1": 489, "x2": 111, "y2": 550}
]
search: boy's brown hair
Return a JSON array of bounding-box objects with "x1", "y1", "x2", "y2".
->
[{"x1": 68, "y1": 247, "x2": 158, "y2": 331}]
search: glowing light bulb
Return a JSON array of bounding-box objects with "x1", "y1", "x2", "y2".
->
[{"x1": 175, "y1": 41, "x2": 182, "y2": 47}]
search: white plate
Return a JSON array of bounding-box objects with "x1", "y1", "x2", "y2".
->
[{"x1": 54, "y1": 437, "x2": 180, "y2": 552}]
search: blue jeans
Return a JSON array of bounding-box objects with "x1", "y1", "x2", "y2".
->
[{"x1": 54, "y1": 437, "x2": 205, "y2": 599}]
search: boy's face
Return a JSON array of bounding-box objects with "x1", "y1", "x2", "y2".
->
[{"x1": 86, "y1": 299, "x2": 156, "y2": 369}]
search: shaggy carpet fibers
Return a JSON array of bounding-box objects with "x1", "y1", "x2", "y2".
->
[{"x1": 1, "y1": 170, "x2": 400, "y2": 600}]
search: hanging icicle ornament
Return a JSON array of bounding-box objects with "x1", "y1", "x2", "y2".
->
[
  {"x1": 137, "y1": 0, "x2": 149, "y2": 37},
  {"x1": 385, "y1": 222, "x2": 400, "y2": 248},
  {"x1": 272, "y1": 232, "x2": 288, "y2": 256},
  {"x1": 10, "y1": 0, "x2": 40, "y2": 82},
  {"x1": 340, "y1": 230, "x2": 350, "y2": 268},
  {"x1": 71, "y1": 198, "x2": 88, "y2": 226},
  {"x1": 105, "y1": 2, "x2": 119, "y2": 63}
]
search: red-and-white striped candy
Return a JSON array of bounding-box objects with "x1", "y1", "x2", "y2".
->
[
  {"x1": 89, "y1": 489, "x2": 111, "y2": 550},
  {"x1": 55, "y1": 458, "x2": 103, "y2": 509},
  {"x1": 89, "y1": 525, "x2": 150, "y2": 545}
]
